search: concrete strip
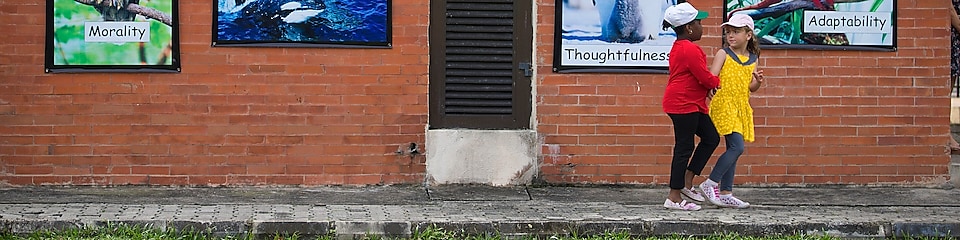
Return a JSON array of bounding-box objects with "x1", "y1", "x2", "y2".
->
[
  {"x1": 3, "y1": 219, "x2": 959, "y2": 239},
  {"x1": 1, "y1": 186, "x2": 958, "y2": 238},
  {"x1": 2, "y1": 204, "x2": 959, "y2": 238}
]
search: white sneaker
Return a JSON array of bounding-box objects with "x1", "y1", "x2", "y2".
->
[
  {"x1": 699, "y1": 180, "x2": 723, "y2": 206},
  {"x1": 718, "y1": 195, "x2": 750, "y2": 208},
  {"x1": 663, "y1": 199, "x2": 701, "y2": 211},
  {"x1": 680, "y1": 187, "x2": 704, "y2": 202}
]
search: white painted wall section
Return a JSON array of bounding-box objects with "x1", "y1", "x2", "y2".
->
[{"x1": 425, "y1": 129, "x2": 539, "y2": 186}]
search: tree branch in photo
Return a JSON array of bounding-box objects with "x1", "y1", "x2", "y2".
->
[{"x1": 73, "y1": 0, "x2": 173, "y2": 26}]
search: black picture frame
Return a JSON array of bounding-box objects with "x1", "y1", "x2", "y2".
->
[
  {"x1": 723, "y1": 0, "x2": 896, "y2": 51},
  {"x1": 212, "y1": 0, "x2": 392, "y2": 48},
  {"x1": 45, "y1": 0, "x2": 181, "y2": 73}
]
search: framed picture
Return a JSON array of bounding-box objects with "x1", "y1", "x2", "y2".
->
[
  {"x1": 724, "y1": 0, "x2": 896, "y2": 51},
  {"x1": 554, "y1": 0, "x2": 680, "y2": 73},
  {"x1": 213, "y1": 0, "x2": 392, "y2": 48},
  {"x1": 45, "y1": 0, "x2": 181, "y2": 73}
]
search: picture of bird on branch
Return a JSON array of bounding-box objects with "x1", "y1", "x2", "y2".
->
[{"x1": 46, "y1": 0, "x2": 177, "y2": 71}]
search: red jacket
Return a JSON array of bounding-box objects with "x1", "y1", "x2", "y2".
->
[{"x1": 662, "y1": 40, "x2": 720, "y2": 114}]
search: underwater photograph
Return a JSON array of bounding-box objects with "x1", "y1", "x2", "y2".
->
[{"x1": 213, "y1": 0, "x2": 391, "y2": 47}]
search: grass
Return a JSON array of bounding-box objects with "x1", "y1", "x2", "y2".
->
[{"x1": 0, "y1": 223, "x2": 954, "y2": 240}]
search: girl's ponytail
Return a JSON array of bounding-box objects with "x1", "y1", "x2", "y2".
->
[{"x1": 747, "y1": 29, "x2": 761, "y2": 57}]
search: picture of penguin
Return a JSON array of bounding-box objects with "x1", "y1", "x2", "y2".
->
[
  {"x1": 556, "y1": 0, "x2": 680, "y2": 69},
  {"x1": 563, "y1": 0, "x2": 674, "y2": 43},
  {"x1": 596, "y1": 0, "x2": 671, "y2": 43}
]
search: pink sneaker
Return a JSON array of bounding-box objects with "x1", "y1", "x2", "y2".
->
[
  {"x1": 699, "y1": 180, "x2": 723, "y2": 206},
  {"x1": 663, "y1": 199, "x2": 701, "y2": 211},
  {"x1": 680, "y1": 187, "x2": 704, "y2": 202},
  {"x1": 718, "y1": 195, "x2": 750, "y2": 208}
]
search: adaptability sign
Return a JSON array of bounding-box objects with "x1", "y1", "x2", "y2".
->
[
  {"x1": 803, "y1": 11, "x2": 892, "y2": 34},
  {"x1": 724, "y1": 0, "x2": 895, "y2": 49}
]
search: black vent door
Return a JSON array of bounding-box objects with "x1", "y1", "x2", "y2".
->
[{"x1": 429, "y1": 0, "x2": 533, "y2": 130}]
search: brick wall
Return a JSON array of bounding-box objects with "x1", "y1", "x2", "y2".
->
[
  {"x1": 0, "y1": 0, "x2": 952, "y2": 186},
  {"x1": 0, "y1": 0, "x2": 429, "y2": 186},
  {"x1": 536, "y1": 0, "x2": 953, "y2": 185}
]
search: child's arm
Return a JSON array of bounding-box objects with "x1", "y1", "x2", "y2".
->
[
  {"x1": 707, "y1": 50, "x2": 726, "y2": 98},
  {"x1": 710, "y1": 49, "x2": 725, "y2": 76},
  {"x1": 749, "y1": 67, "x2": 764, "y2": 92},
  {"x1": 686, "y1": 48, "x2": 720, "y2": 90}
]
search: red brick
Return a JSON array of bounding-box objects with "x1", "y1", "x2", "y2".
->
[
  {"x1": 0, "y1": 0, "x2": 949, "y2": 186},
  {"x1": 188, "y1": 176, "x2": 228, "y2": 186},
  {"x1": 247, "y1": 165, "x2": 286, "y2": 175}
]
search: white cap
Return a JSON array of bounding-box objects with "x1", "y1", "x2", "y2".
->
[
  {"x1": 721, "y1": 14, "x2": 755, "y2": 31},
  {"x1": 663, "y1": 2, "x2": 709, "y2": 27}
]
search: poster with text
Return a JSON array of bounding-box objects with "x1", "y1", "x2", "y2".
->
[
  {"x1": 725, "y1": 0, "x2": 895, "y2": 50},
  {"x1": 213, "y1": 0, "x2": 391, "y2": 48},
  {"x1": 554, "y1": 0, "x2": 680, "y2": 73},
  {"x1": 46, "y1": 0, "x2": 180, "y2": 73}
]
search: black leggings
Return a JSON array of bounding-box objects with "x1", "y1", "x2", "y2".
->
[{"x1": 667, "y1": 112, "x2": 720, "y2": 190}]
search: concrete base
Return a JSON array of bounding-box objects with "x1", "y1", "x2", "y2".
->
[
  {"x1": 950, "y1": 97, "x2": 960, "y2": 187},
  {"x1": 425, "y1": 129, "x2": 539, "y2": 186},
  {"x1": 952, "y1": 98, "x2": 960, "y2": 124},
  {"x1": 952, "y1": 155, "x2": 960, "y2": 187}
]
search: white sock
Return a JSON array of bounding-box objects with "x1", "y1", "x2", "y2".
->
[
  {"x1": 720, "y1": 194, "x2": 732, "y2": 198},
  {"x1": 703, "y1": 179, "x2": 718, "y2": 186}
]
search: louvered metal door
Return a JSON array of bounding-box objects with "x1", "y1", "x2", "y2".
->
[{"x1": 429, "y1": 0, "x2": 533, "y2": 130}]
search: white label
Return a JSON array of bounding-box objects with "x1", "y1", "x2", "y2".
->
[
  {"x1": 560, "y1": 45, "x2": 672, "y2": 67},
  {"x1": 803, "y1": 11, "x2": 892, "y2": 34},
  {"x1": 84, "y1": 22, "x2": 151, "y2": 42}
]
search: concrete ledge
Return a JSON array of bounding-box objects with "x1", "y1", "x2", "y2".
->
[
  {"x1": 335, "y1": 221, "x2": 410, "y2": 239},
  {"x1": 892, "y1": 222, "x2": 960, "y2": 238},
  {"x1": 253, "y1": 221, "x2": 330, "y2": 239},
  {"x1": 951, "y1": 162, "x2": 960, "y2": 187},
  {"x1": 3, "y1": 220, "x2": 959, "y2": 239},
  {"x1": 951, "y1": 98, "x2": 960, "y2": 124}
]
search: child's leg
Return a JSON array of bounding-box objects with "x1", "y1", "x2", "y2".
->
[
  {"x1": 688, "y1": 113, "x2": 720, "y2": 176},
  {"x1": 709, "y1": 132, "x2": 744, "y2": 191},
  {"x1": 668, "y1": 113, "x2": 699, "y2": 191},
  {"x1": 720, "y1": 133, "x2": 745, "y2": 193}
]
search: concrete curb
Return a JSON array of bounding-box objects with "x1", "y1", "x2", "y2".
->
[
  {"x1": 2, "y1": 220, "x2": 959, "y2": 239},
  {"x1": 2, "y1": 186, "x2": 958, "y2": 239}
]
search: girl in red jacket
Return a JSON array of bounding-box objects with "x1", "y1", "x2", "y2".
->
[{"x1": 661, "y1": 2, "x2": 720, "y2": 211}]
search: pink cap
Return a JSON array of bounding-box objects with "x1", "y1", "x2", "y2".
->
[{"x1": 721, "y1": 14, "x2": 754, "y2": 31}]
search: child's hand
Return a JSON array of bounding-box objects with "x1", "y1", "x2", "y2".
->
[{"x1": 752, "y1": 68, "x2": 764, "y2": 84}]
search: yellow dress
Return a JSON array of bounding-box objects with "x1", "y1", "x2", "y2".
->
[{"x1": 709, "y1": 52, "x2": 755, "y2": 142}]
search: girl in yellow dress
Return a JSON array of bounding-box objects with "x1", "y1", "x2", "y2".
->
[{"x1": 698, "y1": 14, "x2": 765, "y2": 209}]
